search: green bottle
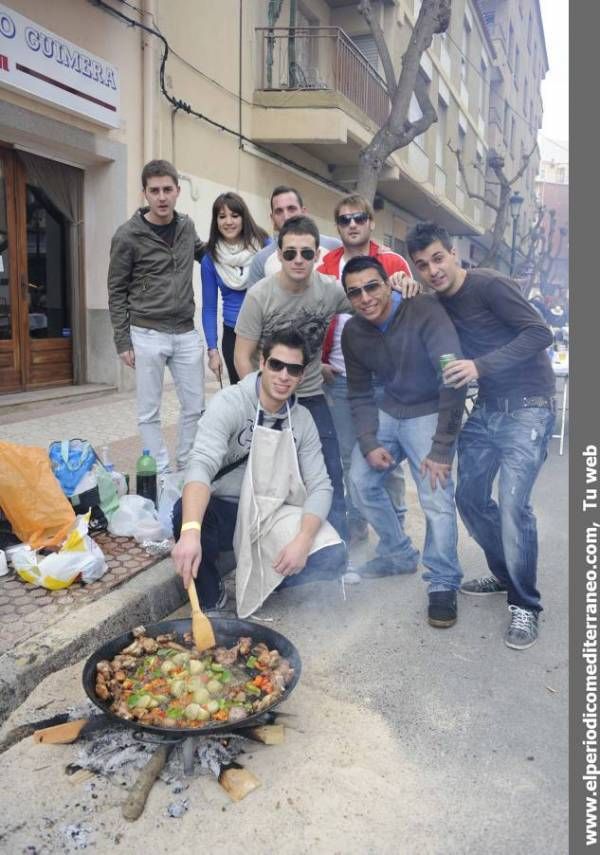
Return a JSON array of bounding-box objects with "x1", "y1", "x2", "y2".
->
[{"x1": 136, "y1": 449, "x2": 157, "y2": 505}]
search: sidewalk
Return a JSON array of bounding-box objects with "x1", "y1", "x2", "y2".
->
[
  {"x1": 0, "y1": 378, "x2": 227, "y2": 722},
  {"x1": 0, "y1": 376, "x2": 381, "y2": 723}
]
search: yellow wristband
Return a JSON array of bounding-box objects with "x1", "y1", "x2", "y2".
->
[{"x1": 180, "y1": 521, "x2": 201, "y2": 533}]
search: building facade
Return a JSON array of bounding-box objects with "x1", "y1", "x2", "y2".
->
[
  {"x1": 535, "y1": 137, "x2": 569, "y2": 294},
  {"x1": 0, "y1": 0, "x2": 547, "y2": 396}
]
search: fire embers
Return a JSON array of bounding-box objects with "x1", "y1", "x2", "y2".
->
[{"x1": 69, "y1": 718, "x2": 281, "y2": 816}]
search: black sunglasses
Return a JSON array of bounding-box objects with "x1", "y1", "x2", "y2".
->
[
  {"x1": 281, "y1": 248, "x2": 316, "y2": 261},
  {"x1": 345, "y1": 280, "x2": 384, "y2": 301},
  {"x1": 266, "y1": 356, "x2": 305, "y2": 377},
  {"x1": 336, "y1": 212, "x2": 370, "y2": 227}
]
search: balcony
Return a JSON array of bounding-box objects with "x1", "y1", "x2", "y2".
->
[{"x1": 255, "y1": 27, "x2": 390, "y2": 129}]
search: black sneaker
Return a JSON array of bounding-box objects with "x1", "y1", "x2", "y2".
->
[
  {"x1": 504, "y1": 605, "x2": 538, "y2": 650},
  {"x1": 461, "y1": 575, "x2": 507, "y2": 596},
  {"x1": 428, "y1": 591, "x2": 458, "y2": 628},
  {"x1": 358, "y1": 552, "x2": 419, "y2": 578}
]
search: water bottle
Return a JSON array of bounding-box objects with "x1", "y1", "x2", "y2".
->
[
  {"x1": 101, "y1": 446, "x2": 128, "y2": 496},
  {"x1": 136, "y1": 449, "x2": 157, "y2": 505}
]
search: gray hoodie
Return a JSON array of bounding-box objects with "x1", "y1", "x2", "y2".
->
[{"x1": 185, "y1": 372, "x2": 333, "y2": 521}]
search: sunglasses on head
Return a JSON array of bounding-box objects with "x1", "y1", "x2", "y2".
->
[
  {"x1": 345, "y1": 280, "x2": 384, "y2": 301},
  {"x1": 265, "y1": 356, "x2": 305, "y2": 377},
  {"x1": 336, "y1": 212, "x2": 370, "y2": 227},
  {"x1": 281, "y1": 248, "x2": 316, "y2": 261}
]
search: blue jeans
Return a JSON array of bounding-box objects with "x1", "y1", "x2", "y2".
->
[
  {"x1": 324, "y1": 374, "x2": 406, "y2": 528},
  {"x1": 349, "y1": 410, "x2": 462, "y2": 592},
  {"x1": 456, "y1": 405, "x2": 555, "y2": 612},
  {"x1": 172, "y1": 497, "x2": 347, "y2": 607},
  {"x1": 299, "y1": 393, "x2": 349, "y2": 542}
]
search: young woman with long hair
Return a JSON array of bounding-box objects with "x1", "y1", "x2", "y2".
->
[{"x1": 201, "y1": 192, "x2": 269, "y2": 384}]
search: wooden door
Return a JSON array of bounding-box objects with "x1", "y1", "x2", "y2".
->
[
  {"x1": 0, "y1": 149, "x2": 23, "y2": 392},
  {"x1": 0, "y1": 148, "x2": 73, "y2": 393}
]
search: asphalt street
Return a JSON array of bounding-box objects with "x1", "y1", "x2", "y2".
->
[{"x1": 0, "y1": 441, "x2": 568, "y2": 854}]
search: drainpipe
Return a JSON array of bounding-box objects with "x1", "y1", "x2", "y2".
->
[{"x1": 142, "y1": 0, "x2": 158, "y2": 164}]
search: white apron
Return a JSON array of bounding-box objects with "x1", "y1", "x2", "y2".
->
[{"x1": 234, "y1": 405, "x2": 341, "y2": 618}]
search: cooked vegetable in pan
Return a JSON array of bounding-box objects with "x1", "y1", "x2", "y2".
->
[{"x1": 94, "y1": 626, "x2": 295, "y2": 728}]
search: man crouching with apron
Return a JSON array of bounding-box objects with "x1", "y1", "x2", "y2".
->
[{"x1": 171, "y1": 328, "x2": 346, "y2": 617}]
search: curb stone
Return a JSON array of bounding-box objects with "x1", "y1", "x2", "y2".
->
[{"x1": 0, "y1": 558, "x2": 186, "y2": 724}]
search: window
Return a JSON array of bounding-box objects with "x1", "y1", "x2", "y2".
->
[
  {"x1": 510, "y1": 117, "x2": 516, "y2": 157},
  {"x1": 523, "y1": 78, "x2": 528, "y2": 115},
  {"x1": 508, "y1": 23, "x2": 514, "y2": 68},
  {"x1": 527, "y1": 13, "x2": 533, "y2": 51},
  {"x1": 350, "y1": 34, "x2": 378, "y2": 71},
  {"x1": 461, "y1": 17, "x2": 471, "y2": 85},
  {"x1": 479, "y1": 60, "x2": 488, "y2": 118},
  {"x1": 503, "y1": 100, "x2": 510, "y2": 144},
  {"x1": 436, "y1": 97, "x2": 448, "y2": 165},
  {"x1": 514, "y1": 46, "x2": 520, "y2": 87},
  {"x1": 408, "y1": 71, "x2": 429, "y2": 124},
  {"x1": 475, "y1": 151, "x2": 484, "y2": 194}
]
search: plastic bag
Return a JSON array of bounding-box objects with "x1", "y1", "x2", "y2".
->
[
  {"x1": 49, "y1": 439, "x2": 97, "y2": 495},
  {"x1": 108, "y1": 494, "x2": 166, "y2": 540},
  {"x1": 157, "y1": 473, "x2": 184, "y2": 538},
  {"x1": 0, "y1": 441, "x2": 76, "y2": 550},
  {"x1": 14, "y1": 513, "x2": 107, "y2": 589}
]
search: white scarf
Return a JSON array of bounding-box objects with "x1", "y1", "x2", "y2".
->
[{"x1": 214, "y1": 240, "x2": 258, "y2": 291}]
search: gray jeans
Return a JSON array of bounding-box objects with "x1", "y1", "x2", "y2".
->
[{"x1": 130, "y1": 326, "x2": 205, "y2": 473}]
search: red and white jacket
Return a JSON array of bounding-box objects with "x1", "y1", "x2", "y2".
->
[{"x1": 318, "y1": 241, "x2": 412, "y2": 364}]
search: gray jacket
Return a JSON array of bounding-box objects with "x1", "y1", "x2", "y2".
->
[
  {"x1": 107, "y1": 209, "x2": 205, "y2": 353},
  {"x1": 185, "y1": 372, "x2": 333, "y2": 521}
]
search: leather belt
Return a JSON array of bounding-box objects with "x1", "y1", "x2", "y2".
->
[{"x1": 476, "y1": 395, "x2": 555, "y2": 414}]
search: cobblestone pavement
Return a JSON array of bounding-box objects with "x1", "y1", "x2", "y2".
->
[
  {"x1": 0, "y1": 534, "x2": 162, "y2": 655},
  {"x1": 0, "y1": 378, "x2": 222, "y2": 654}
]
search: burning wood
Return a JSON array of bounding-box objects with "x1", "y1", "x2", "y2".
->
[{"x1": 219, "y1": 766, "x2": 261, "y2": 801}]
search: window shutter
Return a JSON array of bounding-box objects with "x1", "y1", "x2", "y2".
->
[{"x1": 350, "y1": 34, "x2": 379, "y2": 70}]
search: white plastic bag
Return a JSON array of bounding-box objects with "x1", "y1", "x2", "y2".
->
[
  {"x1": 157, "y1": 473, "x2": 184, "y2": 538},
  {"x1": 109, "y1": 494, "x2": 166, "y2": 540},
  {"x1": 14, "y1": 513, "x2": 107, "y2": 589}
]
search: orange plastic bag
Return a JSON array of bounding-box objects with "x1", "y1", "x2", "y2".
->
[{"x1": 0, "y1": 441, "x2": 76, "y2": 550}]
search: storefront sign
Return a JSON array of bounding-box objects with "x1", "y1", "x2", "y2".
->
[{"x1": 0, "y1": 4, "x2": 119, "y2": 128}]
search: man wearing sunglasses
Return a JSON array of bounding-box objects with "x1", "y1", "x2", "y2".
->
[
  {"x1": 172, "y1": 329, "x2": 346, "y2": 613},
  {"x1": 341, "y1": 256, "x2": 466, "y2": 629},
  {"x1": 319, "y1": 194, "x2": 415, "y2": 546},
  {"x1": 246, "y1": 185, "x2": 341, "y2": 288},
  {"x1": 234, "y1": 215, "x2": 351, "y2": 542},
  {"x1": 406, "y1": 222, "x2": 555, "y2": 650}
]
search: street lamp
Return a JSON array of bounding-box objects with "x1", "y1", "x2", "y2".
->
[{"x1": 509, "y1": 191, "x2": 524, "y2": 276}]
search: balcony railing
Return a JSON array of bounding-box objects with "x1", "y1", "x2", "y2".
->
[{"x1": 256, "y1": 26, "x2": 390, "y2": 128}]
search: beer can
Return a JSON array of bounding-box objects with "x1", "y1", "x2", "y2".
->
[{"x1": 439, "y1": 353, "x2": 457, "y2": 387}]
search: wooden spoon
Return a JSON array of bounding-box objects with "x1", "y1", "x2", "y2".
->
[{"x1": 187, "y1": 581, "x2": 216, "y2": 651}]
